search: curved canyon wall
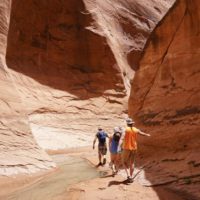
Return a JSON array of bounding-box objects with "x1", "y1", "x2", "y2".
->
[
  {"x1": 1, "y1": 2, "x2": 199, "y2": 194},
  {"x1": 0, "y1": 0, "x2": 54, "y2": 176},
  {"x1": 129, "y1": 0, "x2": 200, "y2": 197},
  {"x1": 6, "y1": 0, "x2": 128, "y2": 150},
  {"x1": 6, "y1": 0, "x2": 175, "y2": 150},
  {"x1": 83, "y1": 0, "x2": 176, "y2": 88},
  {"x1": 1, "y1": 0, "x2": 176, "y2": 175}
]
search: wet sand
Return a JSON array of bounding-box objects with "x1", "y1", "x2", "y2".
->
[
  {"x1": 0, "y1": 147, "x2": 188, "y2": 200},
  {"x1": 1, "y1": 153, "x2": 98, "y2": 200}
]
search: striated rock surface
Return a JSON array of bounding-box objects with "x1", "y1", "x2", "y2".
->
[
  {"x1": 6, "y1": 0, "x2": 128, "y2": 150},
  {"x1": 83, "y1": 0, "x2": 176, "y2": 89},
  {"x1": 0, "y1": 0, "x2": 54, "y2": 176},
  {"x1": 1, "y1": 0, "x2": 176, "y2": 175},
  {"x1": 6, "y1": 0, "x2": 175, "y2": 150},
  {"x1": 1, "y1": 4, "x2": 199, "y2": 199},
  {"x1": 129, "y1": 0, "x2": 200, "y2": 198}
]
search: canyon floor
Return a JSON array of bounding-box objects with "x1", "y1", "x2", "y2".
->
[{"x1": 0, "y1": 146, "x2": 190, "y2": 200}]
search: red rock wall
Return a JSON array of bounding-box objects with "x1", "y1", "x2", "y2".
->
[
  {"x1": 2, "y1": 1, "x2": 198, "y2": 191},
  {"x1": 6, "y1": 0, "x2": 175, "y2": 150},
  {"x1": 83, "y1": 0, "x2": 176, "y2": 88},
  {"x1": 0, "y1": 0, "x2": 54, "y2": 176},
  {"x1": 129, "y1": 0, "x2": 200, "y2": 196},
  {"x1": 6, "y1": 0, "x2": 128, "y2": 150}
]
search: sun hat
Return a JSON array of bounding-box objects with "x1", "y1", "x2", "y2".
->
[
  {"x1": 113, "y1": 127, "x2": 120, "y2": 133},
  {"x1": 98, "y1": 127, "x2": 103, "y2": 131},
  {"x1": 126, "y1": 118, "x2": 134, "y2": 125}
]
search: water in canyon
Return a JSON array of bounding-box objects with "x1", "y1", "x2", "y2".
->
[{"x1": 5, "y1": 155, "x2": 98, "y2": 200}]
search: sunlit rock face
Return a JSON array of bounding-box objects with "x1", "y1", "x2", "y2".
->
[
  {"x1": 0, "y1": 0, "x2": 54, "y2": 176},
  {"x1": 1, "y1": 0, "x2": 176, "y2": 176},
  {"x1": 83, "y1": 0, "x2": 176, "y2": 88},
  {"x1": 6, "y1": 0, "x2": 175, "y2": 150},
  {"x1": 129, "y1": 0, "x2": 200, "y2": 197},
  {"x1": 6, "y1": 0, "x2": 128, "y2": 150}
]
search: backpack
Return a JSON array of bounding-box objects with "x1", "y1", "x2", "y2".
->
[
  {"x1": 113, "y1": 132, "x2": 121, "y2": 142},
  {"x1": 97, "y1": 131, "x2": 107, "y2": 144}
]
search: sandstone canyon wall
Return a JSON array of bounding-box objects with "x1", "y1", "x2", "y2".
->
[
  {"x1": 129, "y1": 0, "x2": 200, "y2": 197},
  {"x1": 83, "y1": 0, "x2": 176, "y2": 88},
  {"x1": 6, "y1": 0, "x2": 175, "y2": 151},
  {"x1": 6, "y1": 0, "x2": 173, "y2": 149},
  {"x1": 1, "y1": 3, "x2": 199, "y2": 199},
  {"x1": 6, "y1": 0, "x2": 128, "y2": 150},
  {"x1": 0, "y1": 0, "x2": 54, "y2": 176},
  {"x1": 1, "y1": 0, "x2": 176, "y2": 176}
]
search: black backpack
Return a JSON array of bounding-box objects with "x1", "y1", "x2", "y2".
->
[{"x1": 113, "y1": 132, "x2": 121, "y2": 142}]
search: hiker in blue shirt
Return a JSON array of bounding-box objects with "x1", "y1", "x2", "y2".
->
[
  {"x1": 93, "y1": 127, "x2": 109, "y2": 166},
  {"x1": 109, "y1": 127, "x2": 123, "y2": 175}
]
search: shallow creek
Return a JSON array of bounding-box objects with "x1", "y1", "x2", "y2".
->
[{"x1": 6, "y1": 154, "x2": 99, "y2": 200}]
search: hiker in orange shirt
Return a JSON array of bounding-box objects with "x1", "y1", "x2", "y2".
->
[{"x1": 122, "y1": 118, "x2": 150, "y2": 183}]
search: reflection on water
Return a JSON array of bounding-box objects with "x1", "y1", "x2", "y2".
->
[{"x1": 6, "y1": 155, "x2": 98, "y2": 200}]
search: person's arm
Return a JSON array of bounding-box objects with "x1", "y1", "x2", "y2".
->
[
  {"x1": 119, "y1": 132, "x2": 125, "y2": 149},
  {"x1": 137, "y1": 129, "x2": 150, "y2": 137},
  {"x1": 93, "y1": 135, "x2": 97, "y2": 149},
  {"x1": 106, "y1": 132, "x2": 110, "y2": 139},
  {"x1": 109, "y1": 137, "x2": 112, "y2": 149}
]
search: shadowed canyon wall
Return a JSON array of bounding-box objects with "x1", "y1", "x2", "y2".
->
[
  {"x1": 6, "y1": 0, "x2": 128, "y2": 150},
  {"x1": 1, "y1": 4, "x2": 199, "y2": 199},
  {"x1": 6, "y1": 0, "x2": 174, "y2": 152},
  {"x1": 129, "y1": 0, "x2": 200, "y2": 197},
  {"x1": 0, "y1": 0, "x2": 54, "y2": 176}
]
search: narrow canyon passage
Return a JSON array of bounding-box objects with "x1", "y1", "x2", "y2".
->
[
  {"x1": 0, "y1": 0, "x2": 199, "y2": 199},
  {"x1": 6, "y1": 0, "x2": 128, "y2": 151}
]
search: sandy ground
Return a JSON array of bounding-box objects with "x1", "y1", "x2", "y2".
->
[
  {"x1": 64, "y1": 176, "x2": 184, "y2": 200},
  {"x1": 0, "y1": 146, "x2": 188, "y2": 200},
  {"x1": 64, "y1": 147, "x2": 186, "y2": 200}
]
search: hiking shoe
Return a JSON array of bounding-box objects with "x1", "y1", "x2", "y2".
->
[
  {"x1": 109, "y1": 162, "x2": 113, "y2": 168},
  {"x1": 127, "y1": 176, "x2": 133, "y2": 183},
  {"x1": 114, "y1": 170, "x2": 119, "y2": 175},
  {"x1": 112, "y1": 171, "x2": 115, "y2": 177},
  {"x1": 102, "y1": 158, "x2": 106, "y2": 165},
  {"x1": 97, "y1": 162, "x2": 102, "y2": 166}
]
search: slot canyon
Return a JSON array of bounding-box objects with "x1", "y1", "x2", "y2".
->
[{"x1": 0, "y1": 0, "x2": 199, "y2": 199}]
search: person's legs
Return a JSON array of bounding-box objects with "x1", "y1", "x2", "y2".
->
[
  {"x1": 129, "y1": 159, "x2": 134, "y2": 177},
  {"x1": 124, "y1": 163, "x2": 129, "y2": 177},
  {"x1": 129, "y1": 151, "x2": 136, "y2": 182},
  {"x1": 98, "y1": 146, "x2": 103, "y2": 165},
  {"x1": 109, "y1": 153, "x2": 113, "y2": 165},
  {"x1": 98, "y1": 152, "x2": 102, "y2": 164},
  {"x1": 102, "y1": 155, "x2": 106, "y2": 165},
  {"x1": 102, "y1": 144, "x2": 107, "y2": 165},
  {"x1": 122, "y1": 150, "x2": 131, "y2": 178},
  {"x1": 114, "y1": 154, "x2": 120, "y2": 174},
  {"x1": 110, "y1": 154, "x2": 115, "y2": 173}
]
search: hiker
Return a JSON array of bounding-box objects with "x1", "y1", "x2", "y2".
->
[
  {"x1": 109, "y1": 127, "x2": 122, "y2": 176},
  {"x1": 93, "y1": 127, "x2": 109, "y2": 166},
  {"x1": 122, "y1": 118, "x2": 150, "y2": 183}
]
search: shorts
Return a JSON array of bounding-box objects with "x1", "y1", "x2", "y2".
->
[
  {"x1": 122, "y1": 149, "x2": 136, "y2": 165},
  {"x1": 98, "y1": 144, "x2": 107, "y2": 155}
]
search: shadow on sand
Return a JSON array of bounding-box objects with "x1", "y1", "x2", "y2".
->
[{"x1": 108, "y1": 180, "x2": 130, "y2": 187}]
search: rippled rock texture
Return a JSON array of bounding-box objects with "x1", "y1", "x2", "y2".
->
[
  {"x1": 0, "y1": 0, "x2": 54, "y2": 176},
  {"x1": 129, "y1": 0, "x2": 200, "y2": 197},
  {"x1": 6, "y1": 0, "x2": 128, "y2": 150},
  {"x1": 6, "y1": 0, "x2": 174, "y2": 151},
  {"x1": 1, "y1": 3, "x2": 199, "y2": 195}
]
